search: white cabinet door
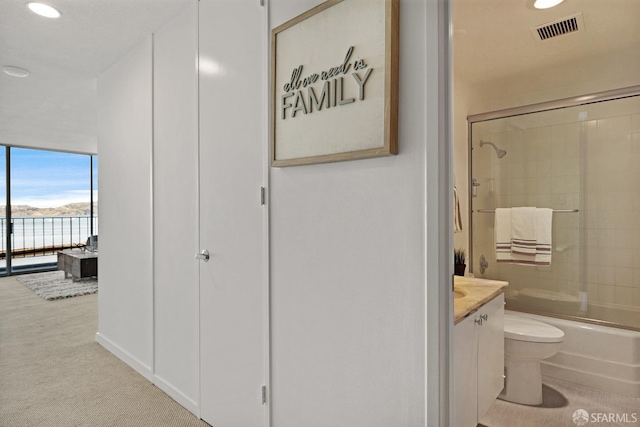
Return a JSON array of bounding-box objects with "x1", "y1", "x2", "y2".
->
[
  {"x1": 454, "y1": 313, "x2": 478, "y2": 427},
  {"x1": 454, "y1": 293, "x2": 505, "y2": 427},
  {"x1": 198, "y1": 1, "x2": 267, "y2": 425},
  {"x1": 477, "y1": 293, "x2": 505, "y2": 420}
]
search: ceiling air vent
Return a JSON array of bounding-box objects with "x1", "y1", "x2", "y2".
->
[{"x1": 531, "y1": 13, "x2": 584, "y2": 41}]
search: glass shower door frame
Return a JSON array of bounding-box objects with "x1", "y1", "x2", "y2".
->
[{"x1": 467, "y1": 84, "x2": 640, "y2": 275}]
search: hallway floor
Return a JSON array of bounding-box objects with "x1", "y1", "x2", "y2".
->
[
  {"x1": 480, "y1": 376, "x2": 639, "y2": 427},
  {"x1": 0, "y1": 275, "x2": 209, "y2": 427}
]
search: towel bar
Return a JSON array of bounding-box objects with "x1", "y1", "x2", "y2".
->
[{"x1": 475, "y1": 209, "x2": 579, "y2": 213}]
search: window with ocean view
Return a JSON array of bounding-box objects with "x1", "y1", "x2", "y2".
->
[{"x1": 0, "y1": 147, "x2": 98, "y2": 275}]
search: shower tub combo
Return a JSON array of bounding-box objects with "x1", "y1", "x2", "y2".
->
[{"x1": 468, "y1": 85, "x2": 640, "y2": 399}]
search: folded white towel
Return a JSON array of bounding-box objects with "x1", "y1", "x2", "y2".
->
[
  {"x1": 511, "y1": 207, "x2": 537, "y2": 258},
  {"x1": 534, "y1": 208, "x2": 553, "y2": 266},
  {"x1": 495, "y1": 207, "x2": 553, "y2": 267},
  {"x1": 495, "y1": 208, "x2": 512, "y2": 263}
]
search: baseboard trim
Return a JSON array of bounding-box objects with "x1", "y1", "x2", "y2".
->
[
  {"x1": 153, "y1": 374, "x2": 199, "y2": 417},
  {"x1": 95, "y1": 332, "x2": 153, "y2": 382}
]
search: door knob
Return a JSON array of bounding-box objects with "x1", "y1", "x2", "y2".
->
[{"x1": 195, "y1": 249, "x2": 210, "y2": 262}]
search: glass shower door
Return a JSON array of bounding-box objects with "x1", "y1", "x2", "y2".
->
[{"x1": 469, "y1": 93, "x2": 640, "y2": 331}]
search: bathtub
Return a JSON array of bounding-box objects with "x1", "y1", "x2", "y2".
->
[{"x1": 507, "y1": 310, "x2": 640, "y2": 398}]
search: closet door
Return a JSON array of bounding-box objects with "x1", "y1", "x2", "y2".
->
[
  {"x1": 198, "y1": 0, "x2": 267, "y2": 425},
  {"x1": 153, "y1": 2, "x2": 199, "y2": 413}
]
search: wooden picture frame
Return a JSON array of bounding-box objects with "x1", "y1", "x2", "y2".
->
[{"x1": 271, "y1": 0, "x2": 399, "y2": 167}]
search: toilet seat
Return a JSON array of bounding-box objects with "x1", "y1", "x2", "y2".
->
[{"x1": 504, "y1": 313, "x2": 564, "y2": 343}]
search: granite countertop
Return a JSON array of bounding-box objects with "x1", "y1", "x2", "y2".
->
[{"x1": 454, "y1": 276, "x2": 508, "y2": 325}]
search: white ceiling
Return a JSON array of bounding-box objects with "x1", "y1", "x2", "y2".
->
[
  {"x1": 453, "y1": 0, "x2": 640, "y2": 85},
  {"x1": 1, "y1": 0, "x2": 639, "y2": 155},
  {"x1": 0, "y1": 0, "x2": 192, "y2": 154}
]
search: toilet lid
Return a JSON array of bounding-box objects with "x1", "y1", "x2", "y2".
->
[{"x1": 504, "y1": 313, "x2": 565, "y2": 343}]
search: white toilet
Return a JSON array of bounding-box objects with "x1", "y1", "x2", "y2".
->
[{"x1": 499, "y1": 313, "x2": 565, "y2": 406}]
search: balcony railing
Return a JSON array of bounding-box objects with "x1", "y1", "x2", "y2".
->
[{"x1": 0, "y1": 216, "x2": 99, "y2": 259}]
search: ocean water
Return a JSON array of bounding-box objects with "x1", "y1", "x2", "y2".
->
[{"x1": 0, "y1": 216, "x2": 99, "y2": 252}]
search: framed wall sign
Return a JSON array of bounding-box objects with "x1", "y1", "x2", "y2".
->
[{"x1": 271, "y1": 0, "x2": 399, "y2": 167}]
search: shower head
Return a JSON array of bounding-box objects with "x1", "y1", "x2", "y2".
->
[{"x1": 479, "y1": 140, "x2": 507, "y2": 159}]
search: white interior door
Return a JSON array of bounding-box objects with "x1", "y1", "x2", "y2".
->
[{"x1": 198, "y1": 0, "x2": 267, "y2": 425}]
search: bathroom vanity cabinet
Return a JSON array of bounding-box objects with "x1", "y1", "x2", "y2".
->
[{"x1": 454, "y1": 293, "x2": 505, "y2": 427}]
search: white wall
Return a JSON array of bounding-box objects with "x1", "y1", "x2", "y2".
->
[
  {"x1": 269, "y1": 1, "x2": 443, "y2": 425},
  {"x1": 96, "y1": 37, "x2": 154, "y2": 378},
  {"x1": 152, "y1": 3, "x2": 199, "y2": 414},
  {"x1": 468, "y1": 47, "x2": 640, "y2": 115},
  {"x1": 4, "y1": 131, "x2": 97, "y2": 156},
  {"x1": 95, "y1": 1, "x2": 449, "y2": 424}
]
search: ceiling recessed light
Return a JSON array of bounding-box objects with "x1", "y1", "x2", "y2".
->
[
  {"x1": 26, "y1": 2, "x2": 62, "y2": 18},
  {"x1": 534, "y1": 0, "x2": 565, "y2": 9},
  {"x1": 3, "y1": 66, "x2": 30, "y2": 78}
]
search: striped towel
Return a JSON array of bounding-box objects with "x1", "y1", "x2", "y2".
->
[
  {"x1": 534, "y1": 208, "x2": 552, "y2": 266},
  {"x1": 511, "y1": 207, "x2": 537, "y2": 260},
  {"x1": 495, "y1": 208, "x2": 512, "y2": 262},
  {"x1": 495, "y1": 207, "x2": 553, "y2": 266}
]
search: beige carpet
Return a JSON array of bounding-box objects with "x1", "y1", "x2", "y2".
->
[{"x1": 0, "y1": 275, "x2": 209, "y2": 427}]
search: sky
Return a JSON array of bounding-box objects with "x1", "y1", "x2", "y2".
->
[{"x1": 0, "y1": 148, "x2": 98, "y2": 208}]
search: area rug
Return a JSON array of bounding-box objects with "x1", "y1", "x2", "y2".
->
[{"x1": 17, "y1": 271, "x2": 98, "y2": 301}]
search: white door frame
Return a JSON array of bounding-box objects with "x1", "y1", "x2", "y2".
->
[{"x1": 425, "y1": 0, "x2": 453, "y2": 425}]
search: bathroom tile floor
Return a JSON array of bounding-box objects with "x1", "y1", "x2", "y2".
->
[{"x1": 479, "y1": 376, "x2": 639, "y2": 427}]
